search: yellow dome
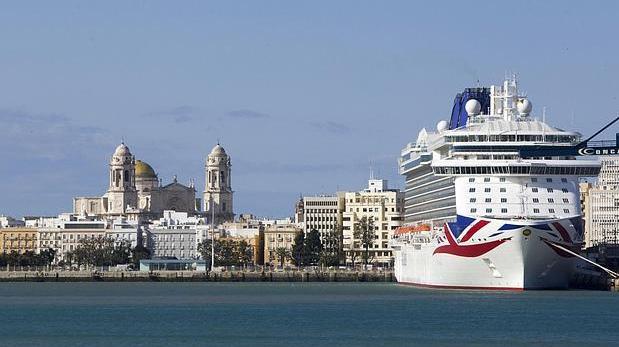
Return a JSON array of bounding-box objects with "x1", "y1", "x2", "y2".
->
[{"x1": 135, "y1": 160, "x2": 157, "y2": 179}]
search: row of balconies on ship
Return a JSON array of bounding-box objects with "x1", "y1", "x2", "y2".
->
[
  {"x1": 431, "y1": 160, "x2": 600, "y2": 176},
  {"x1": 405, "y1": 178, "x2": 454, "y2": 201}
]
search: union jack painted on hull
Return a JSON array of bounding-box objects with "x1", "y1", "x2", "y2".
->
[
  {"x1": 392, "y1": 215, "x2": 582, "y2": 290},
  {"x1": 394, "y1": 77, "x2": 599, "y2": 290}
]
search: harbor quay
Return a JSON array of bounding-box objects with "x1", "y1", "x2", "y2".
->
[
  {"x1": 0, "y1": 268, "x2": 395, "y2": 283},
  {"x1": 3, "y1": 99, "x2": 619, "y2": 290}
]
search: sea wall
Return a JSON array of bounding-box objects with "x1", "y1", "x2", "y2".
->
[{"x1": 0, "y1": 270, "x2": 395, "y2": 283}]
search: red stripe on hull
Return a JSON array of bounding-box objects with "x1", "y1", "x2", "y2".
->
[
  {"x1": 398, "y1": 281, "x2": 524, "y2": 291},
  {"x1": 460, "y1": 220, "x2": 490, "y2": 242}
]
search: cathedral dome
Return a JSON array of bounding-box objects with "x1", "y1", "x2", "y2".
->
[
  {"x1": 114, "y1": 143, "x2": 132, "y2": 157},
  {"x1": 135, "y1": 160, "x2": 157, "y2": 179},
  {"x1": 210, "y1": 144, "x2": 227, "y2": 157}
]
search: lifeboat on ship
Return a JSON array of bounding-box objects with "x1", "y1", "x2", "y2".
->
[{"x1": 394, "y1": 224, "x2": 431, "y2": 236}]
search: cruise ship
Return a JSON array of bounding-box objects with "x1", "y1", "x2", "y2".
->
[{"x1": 392, "y1": 77, "x2": 601, "y2": 290}]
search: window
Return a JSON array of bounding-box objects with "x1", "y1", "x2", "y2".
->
[
  {"x1": 484, "y1": 177, "x2": 490, "y2": 182},
  {"x1": 548, "y1": 208, "x2": 555, "y2": 213},
  {"x1": 548, "y1": 198, "x2": 554, "y2": 203},
  {"x1": 484, "y1": 188, "x2": 491, "y2": 193},
  {"x1": 501, "y1": 208, "x2": 508, "y2": 213},
  {"x1": 469, "y1": 188, "x2": 476, "y2": 193},
  {"x1": 532, "y1": 188, "x2": 538, "y2": 192},
  {"x1": 500, "y1": 188, "x2": 506, "y2": 193},
  {"x1": 563, "y1": 209, "x2": 570, "y2": 213},
  {"x1": 470, "y1": 198, "x2": 476, "y2": 203},
  {"x1": 469, "y1": 178, "x2": 475, "y2": 182},
  {"x1": 546, "y1": 178, "x2": 553, "y2": 183},
  {"x1": 485, "y1": 198, "x2": 492, "y2": 203},
  {"x1": 470, "y1": 208, "x2": 477, "y2": 213},
  {"x1": 531, "y1": 178, "x2": 538, "y2": 182},
  {"x1": 501, "y1": 198, "x2": 507, "y2": 203},
  {"x1": 561, "y1": 178, "x2": 568, "y2": 183},
  {"x1": 562, "y1": 188, "x2": 569, "y2": 193},
  {"x1": 547, "y1": 188, "x2": 554, "y2": 193},
  {"x1": 485, "y1": 208, "x2": 492, "y2": 213},
  {"x1": 500, "y1": 177, "x2": 506, "y2": 182},
  {"x1": 533, "y1": 208, "x2": 540, "y2": 213},
  {"x1": 563, "y1": 198, "x2": 569, "y2": 203}
]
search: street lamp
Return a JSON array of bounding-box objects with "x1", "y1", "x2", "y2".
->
[{"x1": 210, "y1": 196, "x2": 215, "y2": 272}]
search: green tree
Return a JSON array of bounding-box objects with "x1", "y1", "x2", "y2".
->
[
  {"x1": 131, "y1": 245, "x2": 151, "y2": 268},
  {"x1": 354, "y1": 216, "x2": 376, "y2": 266},
  {"x1": 197, "y1": 239, "x2": 219, "y2": 268},
  {"x1": 274, "y1": 247, "x2": 290, "y2": 268},
  {"x1": 304, "y1": 229, "x2": 323, "y2": 266},
  {"x1": 39, "y1": 248, "x2": 57, "y2": 266},
  {"x1": 319, "y1": 225, "x2": 343, "y2": 267},
  {"x1": 66, "y1": 237, "x2": 133, "y2": 268},
  {"x1": 218, "y1": 239, "x2": 238, "y2": 266},
  {"x1": 291, "y1": 232, "x2": 305, "y2": 267},
  {"x1": 236, "y1": 240, "x2": 253, "y2": 267},
  {"x1": 198, "y1": 238, "x2": 253, "y2": 267}
]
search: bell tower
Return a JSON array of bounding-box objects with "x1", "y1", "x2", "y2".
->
[
  {"x1": 106, "y1": 142, "x2": 138, "y2": 215},
  {"x1": 203, "y1": 143, "x2": 234, "y2": 222}
]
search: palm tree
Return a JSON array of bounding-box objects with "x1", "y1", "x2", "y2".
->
[{"x1": 275, "y1": 247, "x2": 290, "y2": 268}]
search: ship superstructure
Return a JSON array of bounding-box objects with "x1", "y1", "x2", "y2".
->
[{"x1": 393, "y1": 77, "x2": 601, "y2": 289}]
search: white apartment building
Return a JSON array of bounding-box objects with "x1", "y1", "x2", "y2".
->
[
  {"x1": 342, "y1": 179, "x2": 404, "y2": 266},
  {"x1": 36, "y1": 215, "x2": 142, "y2": 263},
  {"x1": 584, "y1": 157, "x2": 619, "y2": 248},
  {"x1": 302, "y1": 194, "x2": 345, "y2": 249},
  {"x1": 145, "y1": 212, "x2": 205, "y2": 259},
  {"x1": 145, "y1": 227, "x2": 198, "y2": 259}
]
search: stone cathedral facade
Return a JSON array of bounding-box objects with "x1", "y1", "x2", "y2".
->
[{"x1": 73, "y1": 143, "x2": 234, "y2": 221}]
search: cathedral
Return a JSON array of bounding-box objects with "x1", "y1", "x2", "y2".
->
[{"x1": 73, "y1": 142, "x2": 234, "y2": 222}]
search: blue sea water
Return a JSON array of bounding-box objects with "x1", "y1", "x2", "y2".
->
[{"x1": 0, "y1": 282, "x2": 617, "y2": 346}]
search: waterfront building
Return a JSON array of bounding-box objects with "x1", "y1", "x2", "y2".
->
[
  {"x1": 203, "y1": 144, "x2": 234, "y2": 223},
  {"x1": 145, "y1": 226, "x2": 198, "y2": 260},
  {"x1": 37, "y1": 228, "x2": 63, "y2": 259},
  {"x1": 301, "y1": 194, "x2": 345, "y2": 248},
  {"x1": 0, "y1": 228, "x2": 37, "y2": 254},
  {"x1": 580, "y1": 182, "x2": 594, "y2": 249},
  {"x1": 342, "y1": 179, "x2": 404, "y2": 266},
  {"x1": 584, "y1": 157, "x2": 619, "y2": 248},
  {"x1": 139, "y1": 259, "x2": 207, "y2": 271},
  {"x1": 263, "y1": 224, "x2": 301, "y2": 266},
  {"x1": 36, "y1": 216, "x2": 143, "y2": 263},
  {"x1": 106, "y1": 218, "x2": 142, "y2": 249},
  {"x1": 58, "y1": 225, "x2": 108, "y2": 261}
]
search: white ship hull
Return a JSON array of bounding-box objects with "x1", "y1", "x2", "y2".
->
[{"x1": 393, "y1": 217, "x2": 579, "y2": 290}]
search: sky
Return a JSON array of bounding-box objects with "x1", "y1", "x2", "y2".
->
[{"x1": 1, "y1": 0, "x2": 618, "y2": 218}]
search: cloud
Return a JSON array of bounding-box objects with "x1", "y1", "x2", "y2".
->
[
  {"x1": 0, "y1": 109, "x2": 110, "y2": 161},
  {"x1": 309, "y1": 120, "x2": 351, "y2": 134},
  {"x1": 226, "y1": 109, "x2": 270, "y2": 119},
  {"x1": 142, "y1": 105, "x2": 199, "y2": 123}
]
